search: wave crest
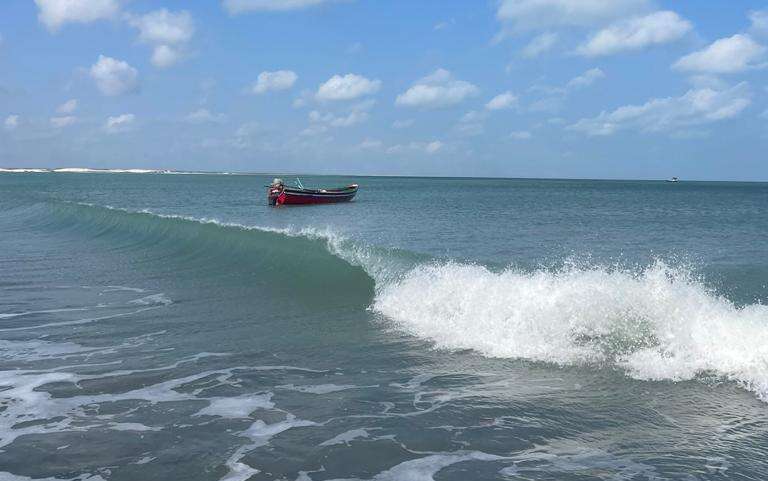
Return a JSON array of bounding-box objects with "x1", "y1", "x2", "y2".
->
[{"x1": 373, "y1": 260, "x2": 768, "y2": 399}]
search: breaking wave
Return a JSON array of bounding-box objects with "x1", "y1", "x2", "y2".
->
[
  {"x1": 373, "y1": 261, "x2": 768, "y2": 399},
  {"x1": 23, "y1": 201, "x2": 768, "y2": 401}
]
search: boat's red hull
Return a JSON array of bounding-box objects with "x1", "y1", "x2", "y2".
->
[{"x1": 269, "y1": 185, "x2": 358, "y2": 205}]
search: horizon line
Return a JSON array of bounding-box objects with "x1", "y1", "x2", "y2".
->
[{"x1": 1, "y1": 166, "x2": 767, "y2": 184}]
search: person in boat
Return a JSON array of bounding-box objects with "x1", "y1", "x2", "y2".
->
[{"x1": 269, "y1": 178, "x2": 286, "y2": 206}]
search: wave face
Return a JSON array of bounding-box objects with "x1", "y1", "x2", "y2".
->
[
  {"x1": 28, "y1": 201, "x2": 768, "y2": 401},
  {"x1": 38, "y1": 202, "x2": 377, "y2": 309}
]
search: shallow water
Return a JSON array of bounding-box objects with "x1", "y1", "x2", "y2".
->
[{"x1": 1, "y1": 173, "x2": 767, "y2": 480}]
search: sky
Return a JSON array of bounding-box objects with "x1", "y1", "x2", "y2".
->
[{"x1": 1, "y1": 0, "x2": 767, "y2": 180}]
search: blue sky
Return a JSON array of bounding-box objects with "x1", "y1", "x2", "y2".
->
[{"x1": 1, "y1": 0, "x2": 767, "y2": 179}]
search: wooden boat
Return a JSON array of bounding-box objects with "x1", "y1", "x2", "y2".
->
[{"x1": 268, "y1": 178, "x2": 358, "y2": 206}]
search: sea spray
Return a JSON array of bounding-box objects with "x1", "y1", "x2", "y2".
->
[{"x1": 373, "y1": 260, "x2": 768, "y2": 400}]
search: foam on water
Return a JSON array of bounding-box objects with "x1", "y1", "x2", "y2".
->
[
  {"x1": 373, "y1": 260, "x2": 768, "y2": 400},
  {"x1": 0, "y1": 308, "x2": 92, "y2": 320},
  {"x1": 319, "y1": 428, "x2": 371, "y2": 446},
  {"x1": 323, "y1": 451, "x2": 505, "y2": 481},
  {"x1": 194, "y1": 394, "x2": 274, "y2": 418},
  {"x1": 0, "y1": 339, "x2": 97, "y2": 362},
  {"x1": 0, "y1": 295, "x2": 172, "y2": 332},
  {"x1": 502, "y1": 440, "x2": 662, "y2": 479},
  {"x1": 220, "y1": 415, "x2": 318, "y2": 481},
  {"x1": 278, "y1": 383, "x2": 375, "y2": 394},
  {"x1": 0, "y1": 472, "x2": 106, "y2": 481}
]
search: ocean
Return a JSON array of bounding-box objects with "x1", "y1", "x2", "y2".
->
[{"x1": 1, "y1": 172, "x2": 767, "y2": 481}]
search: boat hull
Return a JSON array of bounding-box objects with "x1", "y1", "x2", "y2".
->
[{"x1": 268, "y1": 185, "x2": 358, "y2": 205}]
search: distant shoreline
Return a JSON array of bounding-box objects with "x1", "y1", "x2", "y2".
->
[
  {"x1": 2, "y1": 167, "x2": 767, "y2": 183},
  {"x1": 0, "y1": 167, "x2": 237, "y2": 175}
]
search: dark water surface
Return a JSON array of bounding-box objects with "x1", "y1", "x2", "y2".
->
[{"x1": 1, "y1": 173, "x2": 767, "y2": 480}]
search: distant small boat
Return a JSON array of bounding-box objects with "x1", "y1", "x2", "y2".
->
[
  {"x1": 667, "y1": 177, "x2": 679, "y2": 183},
  {"x1": 268, "y1": 178, "x2": 358, "y2": 206}
]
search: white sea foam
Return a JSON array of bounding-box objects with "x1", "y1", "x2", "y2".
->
[
  {"x1": 373, "y1": 260, "x2": 768, "y2": 400},
  {"x1": 319, "y1": 428, "x2": 370, "y2": 446},
  {"x1": 0, "y1": 360, "x2": 248, "y2": 450},
  {"x1": 323, "y1": 451, "x2": 504, "y2": 481},
  {"x1": 107, "y1": 422, "x2": 161, "y2": 432},
  {"x1": 278, "y1": 383, "x2": 373, "y2": 394},
  {"x1": 129, "y1": 293, "x2": 173, "y2": 306},
  {"x1": 0, "y1": 296, "x2": 172, "y2": 332},
  {"x1": 503, "y1": 441, "x2": 660, "y2": 479},
  {"x1": 194, "y1": 394, "x2": 274, "y2": 418},
  {"x1": 0, "y1": 339, "x2": 98, "y2": 361},
  {"x1": 0, "y1": 472, "x2": 106, "y2": 481},
  {"x1": 0, "y1": 308, "x2": 91, "y2": 320},
  {"x1": 220, "y1": 415, "x2": 318, "y2": 481}
]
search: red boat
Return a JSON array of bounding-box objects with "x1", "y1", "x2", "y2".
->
[{"x1": 268, "y1": 178, "x2": 358, "y2": 206}]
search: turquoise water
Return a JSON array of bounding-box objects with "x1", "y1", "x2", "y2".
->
[{"x1": 1, "y1": 172, "x2": 767, "y2": 480}]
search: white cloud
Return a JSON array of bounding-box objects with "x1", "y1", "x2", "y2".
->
[
  {"x1": 578, "y1": 11, "x2": 692, "y2": 57},
  {"x1": 150, "y1": 45, "x2": 182, "y2": 68},
  {"x1": 56, "y1": 99, "x2": 78, "y2": 114},
  {"x1": 674, "y1": 34, "x2": 767, "y2": 74},
  {"x1": 346, "y1": 42, "x2": 364, "y2": 54},
  {"x1": 686, "y1": 75, "x2": 727, "y2": 90},
  {"x1": 392, "y1": 119, "x2": 414, "y2": 129},
  {"x1": 425, "y1": 141, "x2": 443, "y2": 154},
  {"x1": 34, "y1": 0, "x2": 120, "y2": 32},
  {"x1": 568, "y1": 83, "x2": 751, "y2": 136},
  {"x1": 309, "y1": 109, "x2": 368, "y2": 128},
  {"x1": 388, "y1": 141, "x2": 444, "y2": 155},
  {"x1": 184, "y1": 109, "x2": 226, "y2": 124},
  {"x1": 526, "y1": 68, "x2": 605, "y2": 112},
  {"x1": 566, "y1": 67, "x2": 605, "y2": 89},
  {"x1": 90, "y1": 55, "x2": 139, "y2": 96},
  {"x1": 750, "y1": 10, "x2": 768, "y2": 36},
  {"x1": 395, "y1": 69, "x2": 479, "y2": 109},
  {"x1": 486, "y1": 91, "x2": 519, "y2": 110},
  {"x1": 304, "y1": 99, "x2": 374, "y2": 133},
  {"x1": 521, "y1": 32, "x2": 558, "y2": 58},
  {"x1": 461, "y1": 110, "x2": 487, "y2": 123},
  {"x1": 357, "y1": 138, "x2": 383, "y2": 149},
  {"x1": 316, "y1": 74, "x2": 381, "y2": 101},
  {"x1": 104, "y1": 113, "x2": 135, "y2": 133},
  {"x1": 456, "y1": 111, "x2": 486, "y2": 136},
  {"x1": 223, "y1": 0, "x2": 334, "y2": 14},
  {"x1": 251, "y1": 70, "x2": 298, "y2": 94},
  {"x1": 497, "y1": 0, "x2": 650, "y2": 31},
  {"x1": 128, "y1": 9, "x2": 194, "y2": 45},
  {"x1": 510, "y1": 130, "x2": 532, "y2": 139},
  {"x1": 232, "y1": 122, "x2": 265, "y2": 147},
  {"x1": 50, "y1": 116, "x2": 77, "y2": 128},
  {"x1": 300, "y1": 124, "x2": 328, "y2": 136},
  {"x1": 127, "y1": 9, "x2": 194, "y2": 68},
  {"x1": 4, "y1": 115, "x2": 19, "y2": 130},
  {"x1": 434, "y1": 19, "x2": 455, "y2": 31}
]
